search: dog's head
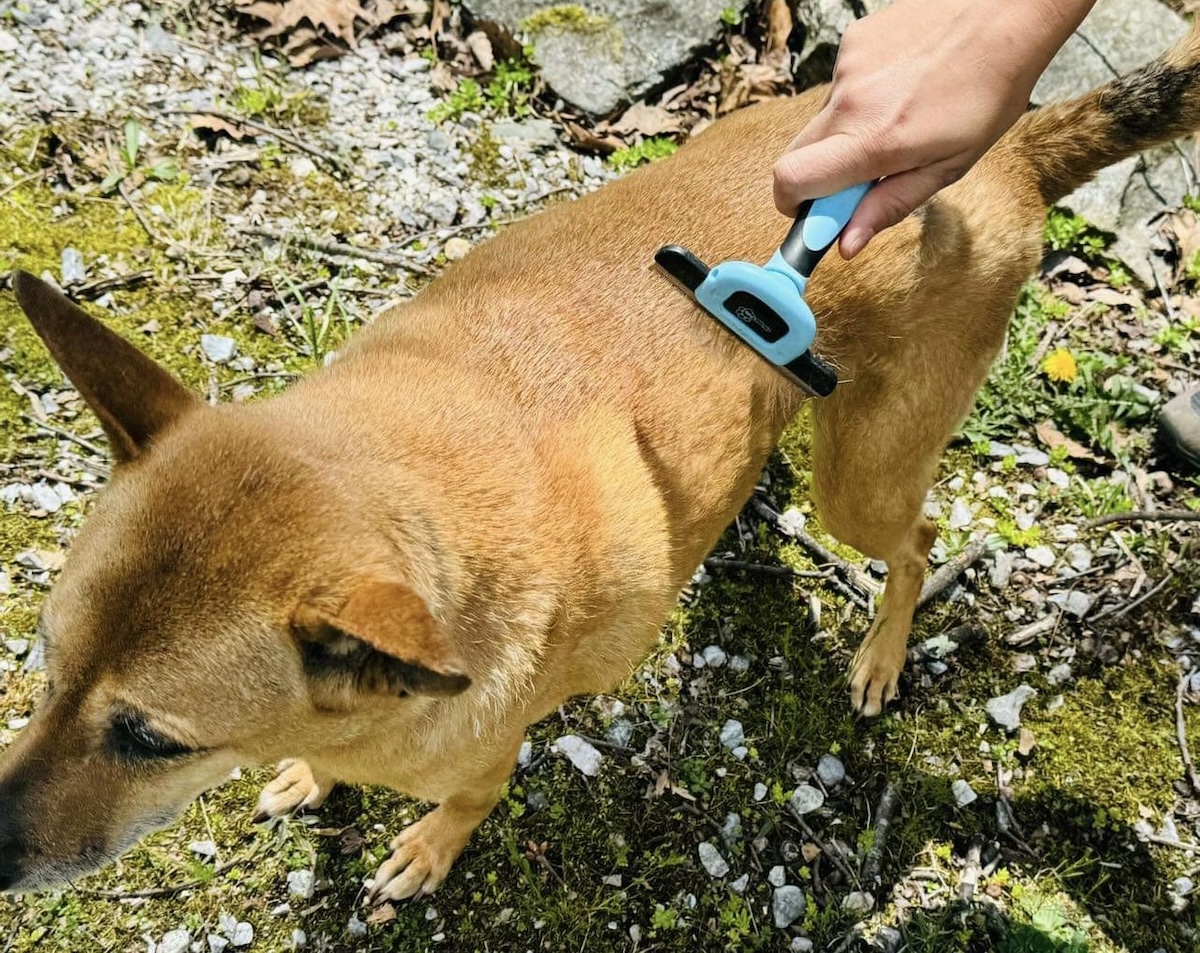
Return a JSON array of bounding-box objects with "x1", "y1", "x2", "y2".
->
[{"x1": 0, "y1": 273, "x2": 469, "y2": 893}]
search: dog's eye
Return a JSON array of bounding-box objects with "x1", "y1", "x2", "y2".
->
[{"x1": 108, "y1": 712, "x2": 193, "y2": 761}]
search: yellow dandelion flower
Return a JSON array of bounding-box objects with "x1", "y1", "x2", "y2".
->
[{"x1": 1042, "y1": 348, "x2": 1077, "y2": 384}]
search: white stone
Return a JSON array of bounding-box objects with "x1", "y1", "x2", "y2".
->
[
  {"x1": 287, "y1": 869, "x2": 315, "y2": 898},
  {"x1": 952, "y1": 779, "x2": 978, "y2": 807},
  {"x1": 444, "y1": 237, "x2": 471, "y2": 260},
  {"x1": 156, "y1": 931, "x2": 190, "y2": 953},
  {"x1": 768, "y1": 864, "x2": 787, "y2": 887},
  {"x1": 789, "y1": 784, "x2": 824, "y2": 815},
  {"x1": 772, "y1": 885, "x2": 806, "y2": 928},
  {"x1": 753, "y1": 782, "x2": 768, "y2": 802},
  {"x1": 289, "y1": 156, "x2": 317, "y2": 178},
  {"x1": 1025, "y1": 546, "x2": 1057, "y2": 568},
  {"x1": 701, "y1": 645, "x2": 727, "y2": 668},
  {"x1": 719, "y1": 719, "x2": 744, "y2": 750},
  {"x1": 698, "y1": 841, "x2": 729, "y2": 878},
  {"x1": 201, "y1": 334, "x2": 237, "y2": 364},
  {"x1": 987, "y1": 684, "x2": 1038, "y2": 731},
  {"x1": 816, "y1": 754, "x2": 845, "y2": 787},
  {"x1": 554, "y1": 735, "x2": 602, "y2": 776}
]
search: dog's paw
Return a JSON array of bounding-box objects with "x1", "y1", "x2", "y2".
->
[
  {"x1": 849, "y1": 635, "x2": 905, "y2": 718},
  {"x1": 253, "y1": 759, "x2": 336, "y2": 822},
  {"x1": 365, "y1": 811, "x2": 465, "y2": 904}
]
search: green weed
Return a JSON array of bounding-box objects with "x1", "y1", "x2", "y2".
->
[{"x1": 608, "y1": 136, "x2": 679, "y2": 171}]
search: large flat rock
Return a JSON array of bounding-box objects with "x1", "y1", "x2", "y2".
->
[
  {"x1": 466, "y1": 1, "x2": 731, "y2": 116},
  {"x1": 1034, "y1": 0, "x2": 1192, "y2": 282}
]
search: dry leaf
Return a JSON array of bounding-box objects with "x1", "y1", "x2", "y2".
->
[
  {"x1": 608, "y1": 103, "x2": 683, "y2": 139},
  {"x1": 238, "y1": 0, "x2": 360, "y2": 43},
  {"x1": 1088, "y1": 286, "x2": 1139, "y2": 308},
  {"x1": 367, "y1": 903, "x2": 397, "y2": 924},
  {"x1": 562, "y1": 120, "x2": 622, "y2": 155},
  {"x1": 1018, "y1": 727, "x2": 1036, "y2": 757},
  {"x1": 765, "y1": 0, "x2": 793, "y2": 54},
  {"x1": 465, "y1": 30, "x2": 493, "y2": 70},
  {"x1": 1034, "y1": 420, "x2": 1102, "y2": 462},
  {"x1": 237, "y1": 0, "x2": 428, "y2": 65},
  {"x1": 189, "y1": 114, "x2": 252, "y2": 141}
]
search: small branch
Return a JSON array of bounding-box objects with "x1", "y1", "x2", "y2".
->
[
  {"x1": 860, "y1": 781, "x2": 899, "y2": 887},
  {"x1": 786, "y1": 808, "x2": 859, "y2": 888},
  {"x1": 1005, "y1": 611, "x2": 1060, "y2": 646},
  {"x1": 70, "y1": 269, "x2": 154, "y2": 300},
  {"x1": 75, "y1": 855, "x2": 250, "y2": 900},
  {"x1": 703, "y1": 557, "x2": 832, "y2": 580},
  {"x1": 117, "y1": 180, "x2": 170, "y2": 246},
  {"x1": 246, "y1": 225, "x2": 435, "y2": 275},
  {"x1": 176, "y1": 109, "x2": 350, "y2": 175},
  {"x1": 1089, "y1": 571, "x2": 1175, "y2": 623},
  {"x1": 1178, "y1": 673, "x2": 1200, "y2": 799},
  {"x1": 750, "y1": 498, "x2": 878, "y2": 606},
  {"x1": 1086, "y1": 509, "x2": 1200, "y2": 529},
  {"x1": 918, "y1": 538, "x2": 990, "y2": 609},
  {"x1": 22, "y1": 415, "x2": 107, "y2": 458}
]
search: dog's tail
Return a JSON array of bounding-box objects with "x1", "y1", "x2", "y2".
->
[{"x1": 1015, "y1": 21, "x2": 1200, "y2": 204}]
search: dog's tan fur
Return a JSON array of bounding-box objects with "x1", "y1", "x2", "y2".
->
[{"x1": 2, "y1": 24, "x2": 1200, "y2": 900}]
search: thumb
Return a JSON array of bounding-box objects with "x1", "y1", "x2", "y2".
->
[{"x1": 838, "y1": 160, "x2": 966, "y2": 258}]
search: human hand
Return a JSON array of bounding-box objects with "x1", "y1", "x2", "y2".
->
[{"x1": 773, "y1": 0, "x2": 1097, "y2": 258}]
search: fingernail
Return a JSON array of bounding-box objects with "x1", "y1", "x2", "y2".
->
[{"x1": 841, "y1": 226, "x2": 873, "y2": 259}]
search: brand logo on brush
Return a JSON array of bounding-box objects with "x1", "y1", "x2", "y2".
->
[{"x1": 723, "y1": 291, "x2": 787, "y2": 343}]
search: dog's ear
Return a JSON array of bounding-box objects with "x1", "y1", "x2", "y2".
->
[
  {"x1": 12, "y1": 271, "x2": 198, "y2": 464},
  {"x1": 293, "y1": 579, "x2": 471, "y2": 702}
]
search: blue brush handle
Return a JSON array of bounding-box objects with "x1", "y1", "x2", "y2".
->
[{"x1": 778, "y1": 182, "x2": 872, "y2": 279}]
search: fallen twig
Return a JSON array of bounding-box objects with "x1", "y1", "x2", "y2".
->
[
  {"x1": 860, "y1": 781, "x2": 899, "y2": 887},
  {"x1": 958, "y1": 838, "x2": 982, "y2": 903},
  {"x1": 1090, "y1": 571, "x2": 1175, "y2": 623},
  {"x1": 750, "y1": 498, "x2": 879, "y2": 607},
  {"x1": 246, "y1": 226, "x2": 435, "y2": 275},
  {"x1": 1004, "y1": 611, "x2": 1060, "y2": 646},
  {"x1": 22, "y1": 415, "x2": 107, "y2": 458},
  {"x1": 703, "y1": 557, "x2": 832, "y2": 581},
  {"x1": 75, "y1": 855, "x2": 251, "y2": 899},
  {"x1": 117, "y1": 180, "x2": 170, "y2": 247},
  {"x1": 786, "y1": 807, "x2": 859, "y2": 888},
  {"x1": 1086, "y1": 509, "x2": 1200, "y2": 529},
  {"x1": 176, "y1": 109, "x2": 350, "y2": 175},
  {"x1": 917, "y1": 537, "x2": 990, "y2": 609},
  {"x1": 1178, "y1": 673, "x2": 1200, "y2": 799},
  {"x1": 70, "y1": 269, "x2": 153, "y2": 300}
]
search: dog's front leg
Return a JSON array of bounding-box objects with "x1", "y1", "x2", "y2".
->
[
  {"x1": 366, "y1": 736, "x2": 521, "y2": 903},
  {"x1": 253, "y1": 758, "x2": 339, "y2": 822}
]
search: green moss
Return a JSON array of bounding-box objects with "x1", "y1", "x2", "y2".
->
[{"x1": 519, "y1": 5, "x2": 613, "y2": 34}]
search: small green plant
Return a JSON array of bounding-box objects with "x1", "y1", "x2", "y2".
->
[
  {"x1": 1044, "y1": 207, "x2": 1107, "y2": 257},
  {"x1": 428, "y1": 78, "x2": 486, "y2": 123},
  {"x1": 429, "y1": 59, "x2": 536, "y2": 123},
  {"x1": 99, "y1": 118, "x2": 180, "y2": 194},
  {"x1": 608, "y1": 136, "x2": 678, "y2": 171},
  {"x1": 720, "y1": 5, "x2": 743, "y2": 25},
  {"x1": 1153, "y1": 314, "x2": 1199, "y2": 352}
]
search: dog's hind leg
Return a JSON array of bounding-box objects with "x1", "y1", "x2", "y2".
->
[
  {"x1": 253, "y1": 759, "x2": 338, "y2": 822},
  {"x1": 809, "y1": 362, "x2": 971, "y2": 717}
]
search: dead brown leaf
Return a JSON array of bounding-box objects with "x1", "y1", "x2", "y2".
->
[
  {"x1": 1018, "y1": 727, "x2": 1036, "y2": 757},
  {"x1": 367, "y1": 903, "x2": 397, "y2": 924},
  {"x1": 1088, "y1": 286, "x2": 1140, "y2": 308},
  {"x1": 765, "y1": 0, "x2": 793, "y2": 54},
  {"x1": 562, "y1": 120, "x2": 622, "y2": 155},
  {"x1": 608, "y1": 103, "x2": 683, "y2": 139},
  {"x1": 1035, "y1": 420, "x2": 1103, "y2": 462},
  {"x1": 236, "y1": 0, "x2": 428, "y2": 65},
  {"x1": 189, "y1": 114, "x2": 252, "y2": 142},
  {"x1": 717, "y1": 53, "x2": 791, "y2": 115},
  {"x1": 465, "y1": 29, "x2": 493, "y2": 70}
]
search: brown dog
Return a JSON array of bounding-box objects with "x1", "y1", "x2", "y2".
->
[{"x1": 1, "y1": 25, "x2": 1199, "y2": 902}]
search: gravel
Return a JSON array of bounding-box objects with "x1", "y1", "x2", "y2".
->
[
  {"x1": 816, "y1": 754, "x2": 845, "y2": 787},
  {"x1": 719, "y1": 719, "x2": 744, "y2": 750},
  {"x1": 987, "y1": 684, "x2": 1038, "y2": 731},
  {"x1": 697, "y1": 841, "x2": 729, "y2": 878},
  {"x1": 553, "y1": 735, "x2": 603, "y2": 776},
  {"x1": 156, "y1": 930, "x2": 190, "y2": 953},
  {"x1": 772, "y1": 885, "x2": 806, "y2": 927},
  {"x1": 952, "y1": 779, "x2": 978, "y2": 807},
  {"x1": 789, "y1": 784, "x2": 825, "y2": 815},
  {"x1": 287, "y1": 869, "x2": 315, "y2": 899}
]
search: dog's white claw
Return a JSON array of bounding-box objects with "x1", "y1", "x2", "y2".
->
[
  {"x1": 253, "y1": 759, "x2": 335, "y2": 822},
  {"x1": 366, "y1": 816, "x2": 459, "y2": 905}
]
